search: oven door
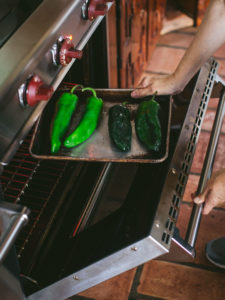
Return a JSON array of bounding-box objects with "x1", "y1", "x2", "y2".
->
[{"x1": 1, "y1": 58, "x2": 224, "y2": 300}]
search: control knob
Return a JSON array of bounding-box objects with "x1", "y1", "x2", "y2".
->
[
  {"x1": 86, "y1": 0, "x2": 108, "y2": 20},
  {"x1": 25, "y1": 76, "x2": 53, "y2": 107},
  {"x1": 59, "y1": 38, "x2": 83, "y2": 66}
]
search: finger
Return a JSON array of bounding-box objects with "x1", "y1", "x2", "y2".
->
[
  {"x1": 193, "y1": 195, "x2": 205, "y2": 204},
  {"x1": 138, "y1": 77, "x2": 149, "y2": 88},
  {"x1": 193, "y1": 187, "x2": 210, "y2": 204},
  {"x1": 137, "y1": 77, "x2": 147, "y2": 88},
  {"x1": 203, "y1": 202, "x2": 214, "y2": 215},
  {"x1": 202, "y1": 189, "x2": 219, "y2": 215},
  {"x1": 203, "y1": 196, "x2": 215, "y2": 215},
  {"x1": 131, "y1": 85, "x2": 153, "y2": 98}
]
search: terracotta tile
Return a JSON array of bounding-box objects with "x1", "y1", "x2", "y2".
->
[
  {"x1": 217, "y1": 59, "x2": 225, "y2": 77},
  {"x1": 146, "y1": 46, "x2": 185, "y2": 74},
  {"x1": 201, "y1": 109, "x2": 216, "y2": 132},
  {"x1": 138, "y1": 260, "x2": 225, "y2": 300},
  {"x1": 158, "y1": 32, "x2": 194, "y2": 48},
  {"x1": 204, "y1": 109, "x2": 225, "y2": 134},
  {"x1": 207, "y1": 98, "x2": 219, "y2": 109},
  {"x1": 212, "y1": 134, "x2": 225, "y2": 172},
  {"x1": 183, "y1": 174, "x2": 200, "y2": 203},
  {"x1": 190, "y1": 130, "x2": 225, "y2": 178},
  {"x1": 177, "y1": 204, "x2": 225, "y2": 266},
  {"x1": 77, "y1": 268, "x2": 136, "y2": 300},
  {"x1": 190, "y1": 131, "x2": 210, "y2": 173}
]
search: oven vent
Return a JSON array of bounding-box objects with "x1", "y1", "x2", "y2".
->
[
  {"x1": 177, "y1": 59, "x2": 217, "y2": 199},
  {"x1": 160, "y1": 60, "x2": 218, "y2": 247},
  {"x1": 162, "y1": 231, "x2": 171, "y2": 245}
]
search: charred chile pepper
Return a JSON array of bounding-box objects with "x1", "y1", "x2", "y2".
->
[
  {"x1": 135, "y1": 93, "x2": 161, "y2": 151},
  {"x1": 108, "y1": 104, "x2": 132, "y2": 152},
  {"x1": 64, "y1": 87, "x2": 103, "y2": 148},
  {"x1": 51, "y1": 85, "x2": 81, "y2": 153}
]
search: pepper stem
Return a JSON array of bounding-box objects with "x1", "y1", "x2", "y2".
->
[
  {"x1": 82, "y1": 87, "x2": 97, "y2": 98},
  {"x1": 70, "y1": 84, "x2": 83, "y2": 94},
  {"x1": 152, "y1": 91, "x2": 158, "y2": 101}
]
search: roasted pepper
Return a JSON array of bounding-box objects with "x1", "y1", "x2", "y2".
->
[
  {"x1": 64, "y1": 87, "x2": 103, "y2": 148},
  {"x1": 51, "y1": 85, "x2": 81, "y2": 153},
  {"x1": 108, "y1": 104, "x2": 132, "y2": 152},
  {"x1": 135, "y1": 93, "x2": 161, "y2": 151}
]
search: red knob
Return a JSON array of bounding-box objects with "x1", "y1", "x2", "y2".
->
[
  {"x1": 26, "y1": 76, "x2": 53, "y2": 106},
  {"x1": 88, "y1": 0, "x2": 108, "y2": 20},
  {"x1": 59, "y1": 38, "x2": 83, "y2": 66}
]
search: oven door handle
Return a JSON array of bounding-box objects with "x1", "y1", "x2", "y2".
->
[
  {"x1": 0, "y1": 201, "x2": 30, "y2": 264},
  {"x1": 185, "y1": 88, "x2": 225, "y2": 247}
]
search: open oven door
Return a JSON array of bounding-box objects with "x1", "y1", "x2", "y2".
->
[{"x1": 21, "y1": 58, "x2": 225, "y2": 300}]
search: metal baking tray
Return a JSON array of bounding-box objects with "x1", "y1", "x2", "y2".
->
[{"x1": 29, "y1": 89, "x2": 172, "y2": 163}]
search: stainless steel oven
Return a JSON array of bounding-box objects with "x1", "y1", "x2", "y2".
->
[{"x1": 1, "y1": 1, "x2": 225, "y2": 300}]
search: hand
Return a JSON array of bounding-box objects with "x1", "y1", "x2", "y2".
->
[
  {"x1": 193, "y1": 168, "x2": 225, "y2": 215},
  {"x1": 130, "y1": 73, "x2": 184, "y2": 98}
]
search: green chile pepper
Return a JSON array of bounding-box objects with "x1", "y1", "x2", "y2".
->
[
  {"x1": 135, "y1": 93, "x2": 161, "y2": 151},
  {"x1": 64, "y1": 87, "x2": 103, "y2": 148},
  {"x1": 108, "y1": 104, "x2": 132, "y2": 152},
  {"x1": 51, "y1": 85, "x2": 81, "y2": 153}
]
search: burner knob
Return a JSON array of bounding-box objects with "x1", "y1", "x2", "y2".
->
[
  {"x1": 59, "y1": 38, "x2": 83, "y2": 66},
  {"x1": 26, "y1": 76, "x2": 53, "y2": 106},
  {"x1": 88, "y1": 0, "x2": 108, "y2": 20}
]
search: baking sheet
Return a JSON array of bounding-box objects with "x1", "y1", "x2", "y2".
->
[{"x1": 29, "y1": 88, "x2": 172, "y2": 163}]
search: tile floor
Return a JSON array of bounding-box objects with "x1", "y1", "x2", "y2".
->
[{"x1": 69, "y1": 26, "x2": 225, "y2": 300}]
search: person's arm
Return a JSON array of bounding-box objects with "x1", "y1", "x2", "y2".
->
[
  {"x1": 193, "y1": 168, "x2": 225, "y2": 214},
  {"x1": 131, "y1": 0, "x2": 225, "y2": 98}
]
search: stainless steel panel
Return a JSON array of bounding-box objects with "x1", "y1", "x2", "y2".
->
[
  {"x1": 27, "y1": 236, "x2": 167, "y2": 300},
  {"x1": 151, "y1": 58, "x2": 218, "y2": 253}
]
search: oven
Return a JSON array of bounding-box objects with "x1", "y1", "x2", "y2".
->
[{"x1": 1, "y1": 1, "x2": 225, "y2": 300}]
